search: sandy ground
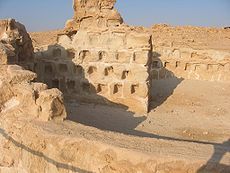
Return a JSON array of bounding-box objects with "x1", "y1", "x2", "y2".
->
[{"x1": 67, "y1": 79, "x2": 230, "y2": 144}]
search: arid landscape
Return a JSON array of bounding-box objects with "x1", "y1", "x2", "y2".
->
[{"x1": 0, "y1": 0, "x2": 230, "y2": 172}]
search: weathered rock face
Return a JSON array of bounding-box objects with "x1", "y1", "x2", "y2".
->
[
  {"x1": 65, "y1": 0, "x2": 123, "y2": 31},
  {"x1": 0, "y1": 19, "x2": 34, "y2": 67},
  {"x1": 34, "y1": 0, "x2": 152, "y2": 114},
  {"x1": 0, "y1": 65, "x2": 67, "y2": 122},
  {"x1": 0, "y1": 19, "x2": 67, "y2": 122}
]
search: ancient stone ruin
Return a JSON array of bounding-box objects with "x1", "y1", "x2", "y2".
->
[
  {"x1": 0, "y1": 19, "x2": 66, "y2": 122},
  {"x1": 0, "y1": 0, "x2": 230, "y2": 173}
]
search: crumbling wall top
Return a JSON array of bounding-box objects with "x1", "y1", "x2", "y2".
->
[
  {"x1": 65, "y1": 0, "x2": 123, "y2": 31},
  {"x1": 0, "y1": 19, "x2": 34, "y2": 65}
]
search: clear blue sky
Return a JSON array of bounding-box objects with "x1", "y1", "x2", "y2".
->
[{"x1": 0, "y1": 0, "x2": 229, "y2": 32}]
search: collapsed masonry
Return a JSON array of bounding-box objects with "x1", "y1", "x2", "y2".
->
[{"x1": 0, "y1": 19, "x2": 66, "y2": 122}]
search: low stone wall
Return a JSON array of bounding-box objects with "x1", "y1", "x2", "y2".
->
[
  {"x1": 151, "y1": 25, "x2": 230, "y2": 82},
  {"x1": 1, "y1": 112, "x2": 227, "y2": 173}
]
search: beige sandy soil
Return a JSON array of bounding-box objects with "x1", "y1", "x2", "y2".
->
[{"x1": 67, "y1": 79, "x2": 230, "y2": 144}]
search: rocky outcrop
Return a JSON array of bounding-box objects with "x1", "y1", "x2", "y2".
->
[
  {"x1": 35, "y1": 0, "x2": 152, "y2": 114},
  {"x1": 0, "y1": 19, "x2": 67, "y2": 122},
  {"x1": 65, "y1": 0, "x2": 123, "y2": 31},
  {"x1": 0, "y1": 65, "x2": 66, "y2": 122},
  {"x1": 0, "y1": 19, "x2": 34, "y2": 67}
]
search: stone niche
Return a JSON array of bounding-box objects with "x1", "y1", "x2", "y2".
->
[{"x1": 34, "y1": 0, "x2": 153, "y2": 114}]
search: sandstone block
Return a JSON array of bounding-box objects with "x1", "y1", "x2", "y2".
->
[
  {"x1": 109, "y1": 83, "x2": 123, "y2": 98},
  {"x1": 7, "y1": 65, "x2": 37, "y2": 84},
  {"x1": 129, "y1": 64, "x2": 149, "y2": 82},
  {"x1": 58, "y1": 35, "x2": 73, "y2": 50},
  {"x1": 123, "y1": 82, "x2": 148, "y2": 98},
  {"x1": 116, "y1": 50, "x2": 132, "y2": 63},
  {"x1": 133, "y1": 51, "x2": 150, "y2": 65},
  {"x1": 105, "y1": 32, "x2": 125, "y2": 49},
  {"x1": 36, "y1": 89, "x2": 67, "y2": 122},
  {"x1": 113, "y1": 64, "x2": 126, "y2": 80}
]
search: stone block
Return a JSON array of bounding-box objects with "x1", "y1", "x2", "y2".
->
[
  {"x1": 36, "y1": 89, "x2": 67, "y2": 122},
  {"x1": 171, "y1": 49, "x2": 181, "y2": 59},
  {"x1": 181, "y1": 51, "x2": 192, "y2": 60},
  {"x1": 7, "y1": 65, "x2": 37, "y2": 84},
  {"x1": 126, "y1": 32, "x2": 151, "y2": 49},
  {"x1": 87, "y1": 32, "x2": 101, "y2": 47},
  {"x1": 123, "y1": 82, "x2": 148, "y2": 98},
  {"x1": 58, "y1": 35, "x2": 72, "y2": 50},
  {"x1": 194, "y1": 64, "x2": 207, "y2": 72},
  {"x1": 113, "y1": 64, "x2": 126, "y2": 80},
  {"x1": 110, "y1": 83, "x2": 123, "y2": 98},
  {"x1": 129, "y1": 64, "x2": 149, "y2": 82},
  {"x1": 185, "y1": 63, "x2": 196, "y2": 71},
  {"x1": 0, "y1": 43, "x2": 17, "y2": 65},
  {"x1": 133, "y1": 51, "x2": 150, "y2": 65},
  {"x1": 207, "y1": 64, "x2": 219, "y2": 72},
  {"x1": 116, "y1": 50, "x2": 132, "y2": 63},
  {"x1": 108, "y1": 32, "x2": 125, "y2": 50}
]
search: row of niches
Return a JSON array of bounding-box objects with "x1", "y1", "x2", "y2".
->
[
  {"x1": 43, "y1": 77, "x2": 148, "y2": 99},
  {"x1": 150, "y1": 60, "x2": 230, "y2": 81},
  {"x1": 70, "y1": 30, "x2": 151, "y2": 50},
  {"x1": 35, "y1": 46, "x2": 75, "y2": 60},
  {"x1": 35, "y1": 60, "x2": 148, "y2": 83},
  {"x1": 34, "y1": 61, "x2": 84, "y2": 77},
  {"x1": 85, "y1": 64, "x2": 148, "y2": 82},
  {"x1": 151, "y1": 59, "x2": 230, "y2": 72},
  {"x1": 154, "y1": 49, "x2": 230, "y2": 61},
  {"x1": 36, "y1": 47, "x2": 150, "y2": 65},
  {"x1": 76, "y1": 49, "x2": 150, "y2": 65}
]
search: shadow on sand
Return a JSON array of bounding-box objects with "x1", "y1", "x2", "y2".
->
[{"x1": 197, "y1": 139, "x2": 230, "y2": 173}]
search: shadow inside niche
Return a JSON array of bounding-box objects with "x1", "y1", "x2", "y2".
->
[{"x1": 149, "y1": 52, "x2": 184, "y2": 111}]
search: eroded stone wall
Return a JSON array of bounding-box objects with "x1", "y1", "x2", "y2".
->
[
  {"x1": 35, "y1": 29, "x2": 152, "y2": 114},
  {"x1": 33, "y1": 0, "x2": 230, "y2": 115},
  {"x1": 65, "y1": 0, "x2": 123, "y2": 31},
  {"x1": 0, "y1": 19, "x2": 34, "y2": 68},
  {"x1": 34, "y1": 0, "x2": 152, "y2": 114},
  {"x1": 0, "y1": 19, "x2": 67, "y2": 122},
  {"x1": 150, "y1": 25, "x2": 230, "y2": 82}
]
